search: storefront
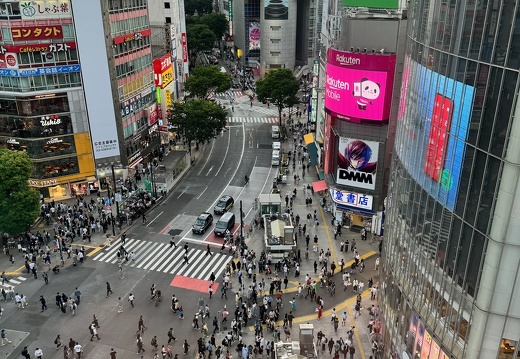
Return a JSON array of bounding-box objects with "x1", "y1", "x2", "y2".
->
[{"x1": 329, "y1": 187, "x2": 375, "y2": 230}]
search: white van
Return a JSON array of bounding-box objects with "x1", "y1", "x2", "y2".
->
[
  {"x1": 272, "y1": 142, "x2": 281, "y2": 151},
  {"x1": 271, "y1": 150, "x2": 280, "y2": 166},
  {"x1": 271, "y1": 125, "x2": 280, "y2": 139}
]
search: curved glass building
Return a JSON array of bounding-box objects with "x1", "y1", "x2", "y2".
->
[{"x1": 381, "y1": 0, "x2": 520, "y2": 358}]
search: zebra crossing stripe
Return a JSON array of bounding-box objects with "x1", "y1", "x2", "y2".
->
[{"x1": 156, "y1": 246, "x2": 184, "y2": 272}]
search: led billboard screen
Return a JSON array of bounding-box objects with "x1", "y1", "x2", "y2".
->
[
  {"x1": 342, "y1": 0, "x2": 398, "y2": 8},
  {"x1": 396, "y1": 59, "x2": 475, "y2": 211},
  {"x1": 336, "y1": 137, "x2": 379, "y2": 190},
  {"x1": 325, "y1": 49, "x2": 396, "y2": 122}
]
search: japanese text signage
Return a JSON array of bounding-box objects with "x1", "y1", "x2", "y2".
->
[
  {"x1": 120, "y1": 93, "x2": 142, "y2": 117},
  {"x1": 20, "y1": 0, "x2": 72, "y2": 19},
  {"x1": 181, "y1": 33, "x2": 188, "y2": 63},
  {"x1": 329, "y1": 188, "x2": 373, "y2": 211},
  {"x1": 153, "y1": 54, "x2": 174, "y2": 89},
  {"x1": 0, "y1": 65, "x2": 81, "y2": 77},
  {"x1": 11, "y1": 26, "x2": 63, "y2": 41},
  {"x1": 0, "y1": 43, "x2": 76, "y2": 54},
  {"x1": 113, "y1": 29, "x2": 151, "y2": 45}
]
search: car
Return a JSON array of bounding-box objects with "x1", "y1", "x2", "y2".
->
[
  {"x1": 192, "y1": 212, "x2": 214, "y2": 234},
  {"x1": 232, "y1": 79, "x2": 240, "y2": 89},
  {"x1": 214, "y1": 195, "x2": 234, "y2": 215}
]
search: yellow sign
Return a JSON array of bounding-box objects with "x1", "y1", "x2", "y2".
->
[
  {"x1": 165, "y1": 89, "x2": 172, "y2": 108},
  {"x1": 161, "y1": 67, "x2": 174, "y2": 89}
]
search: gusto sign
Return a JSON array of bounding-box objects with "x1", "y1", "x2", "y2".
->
[{"x1": 325, "y1": 49, "x2": 396, "y2": 122}]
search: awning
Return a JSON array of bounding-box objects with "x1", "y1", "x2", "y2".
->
[
  {"x1": 128, "y1": 157, "x2": 143, "y2": 169},
  {"x1": 312, "y1": 180, "x2": 328, "y2": 192},
  {"x1": 304, "y1": 133, "x2": 314, "y2": 145}
]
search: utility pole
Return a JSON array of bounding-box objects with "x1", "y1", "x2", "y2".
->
[
  {"x1": 240, "y1": 200, "x2": 244, "y2": 248},
  {"x1": 106, "y1": 178, "x2": 115, "y2": 236},
  {"x1": 111, "y1": 164, "x2": 120, "y2": 230}
]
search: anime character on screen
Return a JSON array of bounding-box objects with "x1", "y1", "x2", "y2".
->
[
  {"x1": 338, "y1": 140, "x2": 377, "y2": 174},
  {"x1": 353, "y1": 78, "x2": 381, "y2": 110}
]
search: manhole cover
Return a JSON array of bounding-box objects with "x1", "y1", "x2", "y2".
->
[{"x1": 168, "y1": 229, "x2": 183, "y2": 236}]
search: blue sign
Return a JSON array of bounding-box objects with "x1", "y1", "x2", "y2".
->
[
  {"x1": 397, "y1": 60, "x2": 475, "y2": 211},
  {"x1": 0, "y1": 65, "x2": 81, "y2": 77}
]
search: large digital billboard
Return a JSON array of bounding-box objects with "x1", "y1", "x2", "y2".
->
[
  {"x1": 325, "y1": 49, "x2": 396, "y2": 122},
  {"x1": 396, "y1": 58, "x2": 475, "y2": 211},
  {"x1": 336, "y1": 137, "x2": 379, "y2": 190},
  {"x1": 342, "y1": 0, "x2": 398, "y2": 8}
]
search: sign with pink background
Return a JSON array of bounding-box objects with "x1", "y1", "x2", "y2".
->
[{"x1": 325, "y1": 49, "x2": 396, "y2": 122}]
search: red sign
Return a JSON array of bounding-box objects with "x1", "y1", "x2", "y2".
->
[
  {"x1": 113, "y1": 28, "x2": 152, "y2": 45},
  {"x1": 158, "y1": 125, "x2": 168, "y2": 133},
  {"x1": 424, "y1": 94, "x2": 453, "y2": 182},
  {"x1": 153, "y1": 54, "x2": 173, "y2": 74},
  {"x1": 181, "y1": 33, "x2": 188, "y2": 63},
  {"x1": 0, "y1": 42, "x2": 76, "y2": 53},
  {"x1": 11, "y1": 25, "x2": 63, "y2": 41},
  {"x1": 147, "y1": 104, "x2": 158, "y2": 126}
]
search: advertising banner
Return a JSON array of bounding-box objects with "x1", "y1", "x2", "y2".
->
[
  {"x1": 325, "y1": 49, "x2": 396, "y2": 122},
  {"x1": 0, "y1": 42, "x2": 76, "y2": 53},
  {"x1": 20, "y1": 0, "x2": 72, "y2": 20},
  {"x1": 153, "y1": 54, "x2": 174, "y2": 89},
  {"x1": 249, "y1": 22, "x2": 261, "y2": 50},
  {"x1": 336, "y1": 137, "x2": 379, "y2": 190},
  {"x1": 329, "y1": 188, "x2": 373, "y2": 211},
  {"x1": 11, "y1": 25, "x2": 63, "y2": 41},
  {"x1": 0, "y1": 53, "x2": 18, "y2": 69},
  {"x1": 112, "y1": 28, "x2": 152, "y2": 45},
  {"x1": 181, "y1": 33, "x2": 188, "y2": 63},
  {"x1": 0, "y1": 64, "x2": 81, "y2": 77},
  {"x1": 264, "y1": 0, "x2": 288, "y2": 20},
  {"x1": 342, "y1": 0, "x2": 398, "y2": 8},
  {"x1": 396, "y1": 59, "x2": 475, "y2": 211}
]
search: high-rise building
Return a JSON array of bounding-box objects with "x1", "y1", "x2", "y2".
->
[{"x1": 381, "y1": 1, "x2": 520, "y2": 358}]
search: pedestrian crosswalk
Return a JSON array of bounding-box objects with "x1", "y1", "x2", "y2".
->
[
  {"x1": 1, "y1": 276, "x2": 27, "y2": 293},
  {"x1": 210, "y1": 90, "x2": 246, "y2": 100},
  {"x1": 92, "y1": 238, "x2": 231, "y2": 281},
  {"x1": 228, "y1": 117, "x2": 279, "y2": 124}
]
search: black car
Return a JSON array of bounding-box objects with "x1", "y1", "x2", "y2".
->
[
  {"x1": 214, "y1": 195, "x2": 234, "y2": 215},
  {"x1": 192, "y1": 212, "x2": 214, "y2": 234},
  {"x1": 232, "y1": 79, "x2": 240, "y2": 89}
]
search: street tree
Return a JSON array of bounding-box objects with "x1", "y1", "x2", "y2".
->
[
  {"x1": 0, "y1": 149, "x2": 40, "y2": 235},
  {"x1": 168, "y1": 100, "x2": 227, "y2": 151},
  {"x1": 255, "y1": 69, "x2": 300, "y2": 127},
  {"x1": 186, "y1": 24, "x2": 216, "y2": 55},
  {"x1": 184, "y1": 0, "x2": 213, "y2": 15},
  {"x1": 200, "y1": 14, "x2": 228, "y2": 43},
  {"x1": 184, "y1": 65, "x2": 231, "y2": 99}
]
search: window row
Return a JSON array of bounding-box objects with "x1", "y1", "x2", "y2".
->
[
  {"x1": 0, "y1": 134, "x2": 76, "y2": 160},
  {"x1": 14, "y1": 50, "x2": 79, "y2": 65},
  {"x1": 110, "y1": 16, "x2": 149, "y2": 37},
  {"x1": 0, "y1": 73, "x2": 82, "y2": 92},
  {"x1": 0, "y1": 94, "x2": 69, "y2": 117},
  {"x1": 115, "y1": 54, "x2": 152, "y2": 78},
  {"x1": 108, "y1": 0, "x2": 147, "y2": 12},
  {"x1": 0, "y1": 115, "x2": 73, "y2": 139},
  {"x1": 119, "y1": 72, "x2": 154, "y2": 99}
]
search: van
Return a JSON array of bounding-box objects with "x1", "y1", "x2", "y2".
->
[
  {"x1": 272, "y1": 141, "x2": 281, "y2": 151},
  {"x1": 271, "y1": 125, "x2": 280, "y2": 139},
  {"x1": 271, "y1": 150, "x2": 280, "y2": 166},
  {"x1": 214, "y1": 212, "x2": 236, "y2": 236}
]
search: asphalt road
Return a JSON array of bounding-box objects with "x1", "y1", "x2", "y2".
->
[{"x1": 1, "y1": 96, "x2": 285, "y2": 359}]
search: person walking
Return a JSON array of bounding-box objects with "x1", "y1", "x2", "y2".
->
[
  {"x1": 167, "y1": 328, "x2": 177, "y2": 343},
  {"x1": 128, "y1": 293, "x2": 135, "y2": 307},
  {"x1": 206, "y1": 244, "x2": 212, "y2": 256},
  {"x1": 118, "y1": 264, "x2": 124, "y2": 279},
  {"x1": 110, "y1": 348, "x2": 117, "y2": 359},
  {"x1": 106, "y1": 282, "x2": 113, "y2": 297},
  {"x1": 54, "y1": 334, "x2": 62, "y2": 349},
  {"x1": 137, "y1": 315, "x2": 146, "y2": 334},
  {"x1": 34, "y1": 348, "x2": 43, "y2": 359},
  {"x1": 74, "y1": 342, "x2": 83, "y2": 358},
  {"x1": 183, "y1": 339, "x2": 190, "y2": 354},
  {"x1": 208, "y1": 285, "x2": 213, "y2": 299},
  {"x1": 55, "y1": 292, "x2": 62, "y2": 308},
  {"x1": 1, "y1": 329, "x2": 12, "y2": 345},
  {"x1": 74, "y1": 288, "x2": 81, "y2": 305},
  {"x1": 39, "y1": 295, "x2": 48, "y2": 312},
  {"x1": 117, "y1": 297, "x2": 123, "y2": 313},
  {"x1": 21, "y1": 346, "x2": 31, "y2": 359},
  {"x1": 151, "y1": 336, "x2": 158, "y2": 352},
  {"x1": 136, "y1": 334, "x2": 145, "y2": 354},
  {"x1": 89, "y1": 323, "x2": 101, "y2": 341}
]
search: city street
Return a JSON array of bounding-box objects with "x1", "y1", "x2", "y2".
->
[{"x1": 0, "y1": 100, "x2": 381, "y2": 359}]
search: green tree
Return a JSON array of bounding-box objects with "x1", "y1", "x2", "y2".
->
[
  {"x1": 0, "y1": 149, "x2": 40, "y2": 235},
  {"x1": 168, "y1": 100, "x2": 227, "y2": 151},
  {"x1": 186, "y1": 24, "x2": 216, "y2": 54},
  {"x1": 184, "y1": 65, "x2": 231, "y2": 99},
  {"x1": 184, "y1": 0, "x2": 213, "y2": 15},
  {"x1": 201, "y1": 14, "x2": 228, "y2": 42},
  {"x1": 256, "y1": 69, "x2": 300, "y2": 127}
]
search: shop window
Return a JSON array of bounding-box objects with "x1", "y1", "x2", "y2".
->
[
  {"x1": 34, "y1": 156, "x2": 79, "y2": 178},
  {"x1": 499, "y1": 339, "x2": 517, "y2": 359}
]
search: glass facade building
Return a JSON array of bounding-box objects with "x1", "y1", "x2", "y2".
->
[{"x1": 381, "y1": 1, "x2": 520, "y2": 358}]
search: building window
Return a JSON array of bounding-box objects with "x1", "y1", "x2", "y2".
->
[
  {"x1": 270, "y1": 52, "x2": 280, "y2": 56},
  {"x1": 270, "y1": 39, "x2": 281, "y2": 44},
  {"x1": 165, "y1": 17, "x2": 171, "y2": 23},
  {"x1": 164, "y1": 2, "x2": 170, "y2": 8}
]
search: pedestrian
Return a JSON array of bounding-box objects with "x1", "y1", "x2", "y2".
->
[
  {"x1": 208, "y1": 285, "x2": 213, "y2": 299},
  {"x1": 54, "y1": 334, "x2": 62, "y2": 349},
  {"x1": 39, "y1": 295, "x2": 48, "y2": 312},
  {"x1": 206, "y1": 244, "x2": 212, "y2": 256},
  {"x1": 21, "y1": 346, "x2": 31, "y2": 359},
  {"x1": 349, "y1": 346, "x2": 355, "y2": 359},
  {"x1": 43, "y1": 272, "x2": 49, "y2": 284},
  {"x1": 128, "y1": 293, "x2": 135, "y2": 307},
  {"x1": 290, "y1": 297, "x2": 296, "y2": 311},
  {"x1": 183, "y1": 339, "x2": 190, "y2": 354},
  {"x1": 117, "y1": 297, "x2": 123, "y2": 313},
  {"x1": 167, "y1": 328, "x2": 177, "y2": 343},
  {"x1": 151, "y1": 335, "x2": 158, "y2": 351},
  {"x1": 74, "y1": 342, "x2": 83, "y2": 358},
  {"x1": 1, "y1": 329, "x2": 12, "y2": 345},
  {"x1": 34, "y1": 348, "x2": 43, "y2": 359},
  {"x1": 317, "y1": 305, "x2": 323, "y2": 320},
  {"x1": 63, "y1": 345, "x2": 70, "y2": 359},
  {"x1": 1, "y1": 271, "x2": 8, "y2": 285},
  {"x1": 118, "y1": 264, "x2": 124, "y2": 279},
  {"x1": 74, "y1": 288, "x2": 81, "y2": 305},
  {"x1": 136, "y1": 334, "x2": 145, "y2": 354},
  {"x1": 90, "y1": 323, "x2": 101, "y2": 340},
  {"x1": 106, "y1": 282, "x2": 113, "y2": 297},
  {"x1": 137, "y1": 315, "x2": 146, "y2": 333},
  {"x1": 170, "y1": 237, "x2": 177, "y2": 248},
  {"x1": 92, "y1": 314, "x2": 100, "y2": 328},
  {"x1": 110, "y1": 348, "x2": 117, "y2": 359},
  {"x1": 183, "y1": 253, "x2": 189, "y2": 265}
]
